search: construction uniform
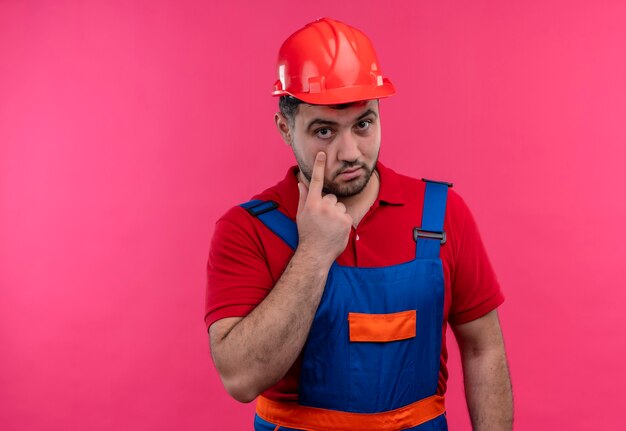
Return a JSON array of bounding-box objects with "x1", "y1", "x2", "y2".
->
[{"x1": 206, "y1": 163, "x2": 504, "y2": 430}]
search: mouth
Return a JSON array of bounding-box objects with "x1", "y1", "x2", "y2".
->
[{"x1": 337, "y1": 166, "x2": 363, "y2": 181}]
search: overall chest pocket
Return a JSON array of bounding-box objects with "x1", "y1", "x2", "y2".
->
[
  {"x1": 348, "y1": 310, "x2": 417, "y2": 342},
  {"x1": 347, "y1": 310, "x2": 419, "y2": 413}
]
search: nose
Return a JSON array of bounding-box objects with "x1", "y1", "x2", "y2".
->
[{"x1": 336, "y1": 130, "x2": 361, "y2": 162}]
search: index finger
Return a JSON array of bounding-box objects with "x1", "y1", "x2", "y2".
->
[{"x1": 308, "y1": 151, "x2": 326, "y2": 197}]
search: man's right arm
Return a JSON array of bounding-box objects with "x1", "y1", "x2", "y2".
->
[{"x1": 209, "y1": 152, "x2": 351, "y2": 403}]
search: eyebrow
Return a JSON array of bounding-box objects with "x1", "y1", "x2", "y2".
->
[{"x1": 306, "y1": 109, "x2": 378, "y2": 133}]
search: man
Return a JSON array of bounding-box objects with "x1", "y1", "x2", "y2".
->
[{"x1": 206, "y1": 18, "x2": 512, "y2": 431}]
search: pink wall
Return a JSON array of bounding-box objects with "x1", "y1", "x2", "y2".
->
[{"x1": 1, "y1": 1, "x2": 625, "y2": 429}]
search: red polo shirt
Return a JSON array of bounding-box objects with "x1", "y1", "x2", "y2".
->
[{"x1": 205, "y1": 161, "x2": 504, "y2": 401}]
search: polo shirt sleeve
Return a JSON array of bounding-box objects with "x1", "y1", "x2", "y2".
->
[
  {"x1": 447, "y1": 192, "x2": 505, "y2": 325},
  {"x1": 204, "y1": 206, "x2": 274, "y2": 331}
]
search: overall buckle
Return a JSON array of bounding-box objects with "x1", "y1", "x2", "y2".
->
[
  {"x1": 414, "y1": 228, "x2": 446, "y2": 245},
  {"x1": 245, "y1": 200, "x2": 279, "y2": 217}
]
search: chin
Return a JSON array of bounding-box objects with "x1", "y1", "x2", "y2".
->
[{"x1": 327, "y1": 177, "x2": 369, "y2": 198}]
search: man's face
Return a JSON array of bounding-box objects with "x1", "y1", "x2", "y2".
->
[{"x1": 280, "y1": 100, "x2": 381, "y2": 198}]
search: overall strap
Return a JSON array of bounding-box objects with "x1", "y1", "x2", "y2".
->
[
  {"x1": 414, "y1": 179, "x2": 452, "y2": 259},
  {"x1": 240, "y1": 200, "x2": 299, "y2": 250}
]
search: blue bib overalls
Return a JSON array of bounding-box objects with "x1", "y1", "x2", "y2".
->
[{"x1": 242, "y1": 180, "x2": 450, "y2": 431}]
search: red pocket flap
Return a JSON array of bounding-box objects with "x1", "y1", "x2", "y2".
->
[{"x1": 348, "y1": 310, "x2": 417, "y2": 342}]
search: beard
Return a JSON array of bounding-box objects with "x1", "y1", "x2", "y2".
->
[{"x1": 296, "y1": 153, "x2": 379, "y2": 198}]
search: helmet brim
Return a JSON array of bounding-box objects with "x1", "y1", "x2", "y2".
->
[{"x1": 273, "y1": 82, "x2": 396, "y2": 106}]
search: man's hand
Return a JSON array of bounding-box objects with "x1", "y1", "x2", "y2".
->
[{"x1": 296, "y1": 152, "x2": 352, "y2": 266}]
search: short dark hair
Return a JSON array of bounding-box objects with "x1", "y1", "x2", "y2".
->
[
  {"x1": 279, "y1": 95, "x2": 364, "y2": 126},
  {"x1": 279, "y1": 96, "x2": 303, "y2": 126}
]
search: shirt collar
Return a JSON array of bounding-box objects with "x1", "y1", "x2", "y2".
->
[
  {"x1": 276, "y1": 160, "x2": 406, "y2": 220},
  {"x1": 375, "y1": 161, "x2": 405, "y2": 206}
]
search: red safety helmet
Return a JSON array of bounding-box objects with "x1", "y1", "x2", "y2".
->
[{"x1": 272, "y1": 18, "x2": 396, "y2": 105}]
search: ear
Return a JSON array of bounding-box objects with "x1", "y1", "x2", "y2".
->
[{"x1": 275, "y1": 112, "x2": 293, "y2": 146}]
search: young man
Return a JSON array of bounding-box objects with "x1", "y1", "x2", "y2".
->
[{"x1": 206, "y1": 17, "x2": 513, "y2": 431}]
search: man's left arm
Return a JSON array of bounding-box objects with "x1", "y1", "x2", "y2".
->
[{"x1": 451, "y1": 309, "x2": 513, "y2": 431}]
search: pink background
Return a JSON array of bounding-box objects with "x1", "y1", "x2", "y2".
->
[{"x1": 1, "y1": 1, "x2": 625, "y2": 429}]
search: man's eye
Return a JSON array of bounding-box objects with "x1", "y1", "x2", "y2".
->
[
  {"x1": 356, "y1": 120, "x2": 371, "y2": 131},
  {"x1": 316, "y1": 128, "x2": 333, "y2": 139}
]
